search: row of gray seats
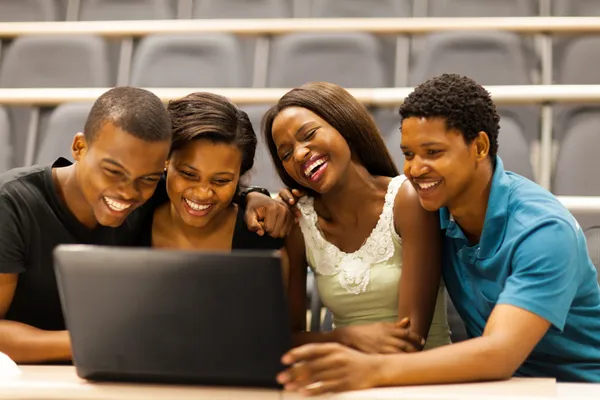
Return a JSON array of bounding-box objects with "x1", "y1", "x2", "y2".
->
[
  {"x1": 1, "y1": 0, "x2": 599, "y2": 21},
  {"x1": 1, "y1": 31, "x2": 595, "y2": 90}
]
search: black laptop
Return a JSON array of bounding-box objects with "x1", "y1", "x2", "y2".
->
[{"x1": 54, "y1": 245, "x2": 292, "y2": 388}]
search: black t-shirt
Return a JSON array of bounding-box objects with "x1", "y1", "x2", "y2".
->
[
  {"x1": 0, "y1": 158, "x2": 146, "y2": 330},
  {"x1": 132, "y1": 180, "x2": 284, "y2": 250}
]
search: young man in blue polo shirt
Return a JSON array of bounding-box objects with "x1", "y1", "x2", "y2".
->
[{"x1": 276, "y1": 73, "x2": 600, "y2": 395}]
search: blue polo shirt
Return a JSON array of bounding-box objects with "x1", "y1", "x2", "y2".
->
[{"x1": 442, "y1": 156, "x2": 600, "y2": 382}]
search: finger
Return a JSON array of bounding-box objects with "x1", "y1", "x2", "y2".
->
[
  {"x1": 392, "y1": 327, "x2": 424, "y2": 347},
  {"x1": 262, "y1": 209, "x2": 279, "y2": 237},
  {"x1": 281, "y1": 343, "x2": 341, "y2": 365},
  {"x1": 380, "y1": 344, "x2": 403, "y2": 354},
  {"x1": 298, "y1": 379, "x2": 346, "y2": 397},
  {"x1": 396, "y1": 317, "x2": 410, "y2": 328},
  {"x1": 291, "y1": 188, "x2": 306, "y2": 198},
  {"x1": 397, "y1": 339, "x2": 419, "y2": 353},
  {"x1": 245, "y1": 213, "x2": 265, "y2": 236},
  {"x1": 279, "y1": 188, "x2": 296, "y2": 205}
]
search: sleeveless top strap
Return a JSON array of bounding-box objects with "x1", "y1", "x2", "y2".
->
[{"x1": 297, "y1": 175, "x2": 407, "y2": 294}]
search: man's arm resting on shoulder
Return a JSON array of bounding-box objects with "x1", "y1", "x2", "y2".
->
[
  {"x1": 0, "y1": 274, "x2": 71, "y2": 363},
  {"x1": 375, "y1": 304, "x2": 550, "y2": 385}
]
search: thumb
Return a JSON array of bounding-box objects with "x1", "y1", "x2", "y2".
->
[
  {"x1": 246, "y1": 208, "x2": 265, "y2": 236},
  {"x1": 396, "y1": 317, "x2": 410, "y2": 328}
]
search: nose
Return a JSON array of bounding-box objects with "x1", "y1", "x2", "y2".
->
[
  {"x1": 293, "y1": 145, "x2": 310, "y2": 163},
  {"x1": 192, "y1": 185, "x2": 214, "y2": 200},
  {"x1": 116, "y1": 182, "x2": 141, "y2": 202},
  {"x1": 408, "y1": 156, "x2": 430, "y2": 178}
]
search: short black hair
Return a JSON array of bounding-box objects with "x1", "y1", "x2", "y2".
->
[
  {"x1": 167, "y1": 92, "x2": 256, "y2": 177},
  {"x1": 399, "y1": 74, "x2": 500, "y2": 160},
  {"x1": 84, "y1": 87, "x2": 172, "y2": 143}
]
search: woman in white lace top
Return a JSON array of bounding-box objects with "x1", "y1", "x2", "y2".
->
[{"x1": 262, "y1": 82, "x2": 450, "y2": 353}]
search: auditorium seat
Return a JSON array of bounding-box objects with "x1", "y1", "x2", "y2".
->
[
  {"x1": 497, "y1": 116, "x2": 535, "y2": 181},
  {"x1": 35, "y1": 103, "x2": 93, "y2": 165},
  {"x1": 553, "y1": 110, "x2": 600, "y2": 230},
  {"x1": 130, "y1": 34, "x2": 249, "y2": 87},
  {"x1": 553, "y1": 0, "x2": 600, "y2": 16},
  {"x1": 310, "y1": 0, "x2": 412, "y2": 17},
  {"x1": 192, "y1": 0, "x2": 293, "y2": 18},
  {"x1": 0, "y1": 36, "x2": 111, "y2": 168},
  {"x1": 428, "y1": 0, "x2": 538, "y2": 17},
  {"x1": 267, "y1": 33, "x2": 389, "y2": 87},
  {"x1": 0, "y1": 106, "x2": 11, "y2": 172},
  {"x1": 554, "y1": 36, "x2": 600, "y2": 139},
  {"x1": 78, "y1": 0, "x2": 176, "y2": 20},
  {"x1": 409, "y1": 31, "x2": 539, "y2": 145},
  {"x1": 584, "y1": 227, "x2": 600, "y2": 282},
  {"x1": 242, "y1": 104, "x2": 284, "y2": 194},
  {"x1": 0, "y1": 0, "x2": 58, "y2": 21}
]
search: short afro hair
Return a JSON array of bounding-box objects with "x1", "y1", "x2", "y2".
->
[
  {"x1": 84, "y1": 86, "x2": 172, "y2": 144},
  {"x1": 399, "y1": 73, "x2": 500, "y2": 161}
]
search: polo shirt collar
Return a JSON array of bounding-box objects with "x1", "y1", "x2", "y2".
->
[{"x1": 440, "y1": 156, "x2": 510, "y2": 258}]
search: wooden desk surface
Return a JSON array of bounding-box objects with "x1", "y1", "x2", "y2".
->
[{"x1": 1, "y1": 366, "x2": 600, "y2": 400}]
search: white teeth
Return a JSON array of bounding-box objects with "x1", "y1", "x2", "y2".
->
[
  {"x1": 104, "y1": 197, "x2": 131, "y2": 212},
  {"x1": 418, "y1": 181, "x2": 440, "y2": 190},
  {"x1": 185, "y1": 199, "x2": 211, "y2": 211},
  {"x1": 304, "y1": 158, "x2": 326, "y2": 177}
]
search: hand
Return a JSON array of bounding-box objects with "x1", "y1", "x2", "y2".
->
[
  {"x1": 337, "y1": 318, "x2": 425, "y2": 354},
  {"x1": 277, "y1": 343, "x2": 385, "y2": 396},
  {"x1": 277, "y1": 187, "x2": 307, "y2": 207},
  {"x1": 244, "y1": 192, "x2": 295, "y2": 238}
]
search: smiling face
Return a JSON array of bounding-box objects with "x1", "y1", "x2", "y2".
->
[
  {"x1": 166, "y1": 139, "x2": 242, "y2": 228},
  {"x1": 271, "y1": 107, "x2": 352, "y2": 194},
  {"x1": 400, "y1": 117, "x2": 484, "y2": 212},
  {"x1": 73, "y1": 122, "x2": 171, "y2": 227}
]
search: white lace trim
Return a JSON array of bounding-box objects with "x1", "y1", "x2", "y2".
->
[{"x1": 297, "y1": 175, "x2": 407, "y2": 294}]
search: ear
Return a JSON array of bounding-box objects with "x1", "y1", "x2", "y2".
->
[
  {"x1": 473, "y1": 131, "x2": 490, "y2": 162},
  {"x1": 71, "y1": 132, "x2": 87, "y2": 162},
  {"x1": 164, "y1": 160, "x2": 170, "y2": 172}
]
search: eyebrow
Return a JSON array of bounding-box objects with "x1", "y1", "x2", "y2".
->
[
  {"x1": 101, "y1": 158, "x2": 163, "y2": 178},
  {"x1": 181, "y1": 164, "x2": 235, "y2": 176},
  {"x1": 275, "y1": 121, "x2": 315, "y2": 153}
]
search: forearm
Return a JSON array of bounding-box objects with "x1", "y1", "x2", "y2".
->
[
  {"x1": 0, "y1": 320, "x2": 71, "y2": 363},
  {"x1": 375, "y1": 336, "x2": 515, "y2": 386}
]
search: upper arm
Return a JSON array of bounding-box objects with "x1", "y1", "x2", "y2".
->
[
  {"x1": 284, "y1": 224, "x2": 308, "y2": 333},
  {"x1": 497, "y1": 219, "x2": 581, "y2": 331},
  {"x1": 0, "y1": 273, "x2": 18, "y2": 319},
  {"x1": 394, "y1": 181, "x2": 443, "y2": 338}
]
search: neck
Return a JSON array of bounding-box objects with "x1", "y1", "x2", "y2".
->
[
  {"x1": 54, "y1": 164, "x2": 99, "y2": 229},
  {"x1": 168, "y1": 202, "x2": 236, "y2": 244},
  {"x1": 447, "y1": 159, "x2": 494, "y2": 243},
  {"x1": 317, "y1": 161, "x2": 384, "y2": 221}
]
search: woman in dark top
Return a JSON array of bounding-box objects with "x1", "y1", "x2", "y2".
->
[{"x1": 136, "y1": 92, "x2": 283, "y2": 251}]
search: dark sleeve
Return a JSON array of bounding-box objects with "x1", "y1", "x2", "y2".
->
[
  {"x1": 0, "y1": 193, "x2": 27, "y2": 273},
  {"x1": 232, "y1": 206, "x2": 284, "y2": 250}
]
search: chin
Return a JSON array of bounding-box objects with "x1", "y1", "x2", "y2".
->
[{"x1": 418, "y1": 198, "x2": 444, "y2": 212}]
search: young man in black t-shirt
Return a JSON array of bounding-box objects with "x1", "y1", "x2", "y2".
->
[{"x1": 0, "y1": 87, "x2": 290, "y2": 364}]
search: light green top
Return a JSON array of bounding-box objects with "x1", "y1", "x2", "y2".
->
[{"x1": 298, "y1": 175, "x2": 450, "y2": 350}]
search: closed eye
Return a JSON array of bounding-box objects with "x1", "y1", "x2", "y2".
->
[{"x1": 213, "y1": 179, "x2": 233, "y2": 186}]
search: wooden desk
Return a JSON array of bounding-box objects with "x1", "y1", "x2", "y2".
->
[
  {"x1": 2, "y1": 366, "x2": 600, "y2": 400},
  {"x1": 0, "y1": 366, "x2": 281, "y2": 399}
]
